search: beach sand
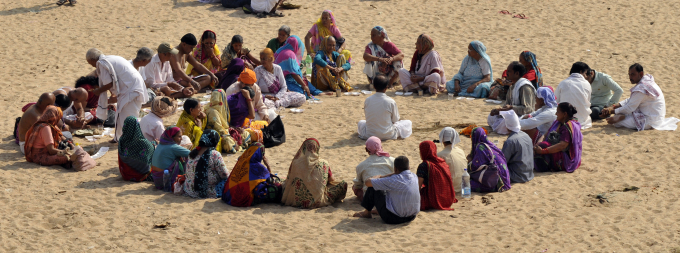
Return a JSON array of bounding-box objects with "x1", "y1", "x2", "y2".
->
[{"x1": 2, "y1": 0, "x2": 680, "y2": 251}]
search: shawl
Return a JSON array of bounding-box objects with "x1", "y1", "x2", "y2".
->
[
  {"x1": 205, "y1": 89, "x2": 230, "y2": 132},
  {"x1": 544, "y1": 120, "x2": 582, "y2": 173},
  {"x1": 365, "y1": 136, "x2": 389, "y2": 157},
  {"x1": 439, "y1": 127, "x2": 461, "y2": 146},
  {"x1": 311, "y1": 10, "x2": 338, "y2": 50},
  {"x1": 159, "y1": 126, "x2": 181, "y2": 145},
  {"x1": 419, "y1": 140, "x2": 456, "y2": 210},
  {"x1": 522, "y1": 51, "x2": 543, "y2": 87},
  {"x1": 470, "y1": 127, "x2": 511, "y2": 191},
  {"x1": 24, "y1": 106, "x2": 63, "y2": 162},
  {"x1": 176, "y1": 111, "x2": 206, "y2": 149},
  {"x1": 470, "y1": 41, "x2": 492, "y2": 80},
  {"x1": 511, "y1": 78, "x2": 535, "y2": 107},
  {"x1": 227, "y1": 92, "x2": 249, "y2": 127},
  {"x1": 223, "y1": 143, "x2": 269, "y2": 207},
  {"x1": 221, "y1": 35, "x2": 243, "y2": 69},
  {"x1": 118, "y1": 116, "x2": 155, "y2": 168},
  {"x1": 186, "y1": 30, "x2": 221, "y2": 75},
  {"x1": 219, "y1": 58, "x2": 245, "y2": 90},
  {"x1": 193, "y1": 129, "x2": 220, "y2": 198},
  {"x1": 408, "y1": 34, "x2": 446, "y2": 85},
  {"x1": 452, "y1": 41, "x2": 493, "y2": 89},
  {"x1": 274, "y1": 35, "x2": 305, "y2": 76},
  {"x1": 631, "y1": 74, "x2": 661, "y2": 98},
  {"x1": 282, "y1": 138, "x2": 335, "y2": 208},
  {"x1": 536, "y1": 87, "x2": 557, "y2": 108}
]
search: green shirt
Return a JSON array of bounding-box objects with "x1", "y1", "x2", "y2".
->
[
  {"x1": 266, "y1": 38, "x2": 284, "y2": 52},
  {"x1": 590, "y1": 71, "x2": 624, "y2": 107}
]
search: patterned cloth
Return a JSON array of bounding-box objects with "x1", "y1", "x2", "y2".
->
[
  {"x1": 417, "y1": 141, "x2": 456, "y2": 210},
  {"x1": 118, "y1": 116, "x2": 155, "y2": 180},
  {"x1": 312, "y1": 38, "x2": 352, "y2": 92},
  {"x1": 176, "y1": 111, "x2": 206, "y2": 150},
  {"x1": 205, "y1": 89, "x2": 231, "y2": 153},
  {"x1": 534, "y1": 120, "x2": 582, "y2": 173},
  {"x1": 186, "y1": 30, "x2": 221, "y2": 76},
  {"x1": 522, "y1": 51, "x2": 543, "y2": 88},
  {"x1": 24, "y1": 106, "x2": 68, "y2": 165},
  {"x1": 469, "y1": 127, "x2": 511, "y2": 192},
  {"x1": 309, "y1": 10, "x2": 352, "y2": 61},
  {"x1": 281, "y1": 138, "x2": 347, "y2": 208},
  {"x1": 184, "y1": 130, "x2": 229, "y2": 198},
  {"x1": 223, "y1": 143, "x2": 270, "y2": 206},
  {"x1": 401, "y1": 34, "x2": 446, "y2": 94}
]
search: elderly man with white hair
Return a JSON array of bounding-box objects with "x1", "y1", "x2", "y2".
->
[
  {"x1": 87, "y1": 48, "x2": 148, "y2": 142},
  {"x1": 500, "y1": 110, "x2": 534, "y2": 183},
  {"x1": 363, "y1": 26, "x2": 404, "y2": 87}
]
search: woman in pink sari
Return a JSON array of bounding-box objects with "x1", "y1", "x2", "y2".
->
[{"x1": 397, "y1": 34, "x2": 446, "y2": 94}]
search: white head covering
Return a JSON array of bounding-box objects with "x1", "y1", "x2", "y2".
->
[
  {"x1": 439, "y1": 127, "x2": 461, "y2": 146},
  {"x1": 500, "y1": 110, "x2": 521, "y2": 133}
]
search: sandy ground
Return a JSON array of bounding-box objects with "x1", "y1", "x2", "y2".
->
[{"x1": 2, "y1": 0, "x2": 680, "y2": 252}]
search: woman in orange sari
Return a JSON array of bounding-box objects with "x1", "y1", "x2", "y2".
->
[{"x1": 24, "y1": 106, "x2": 73, "y2": 167}]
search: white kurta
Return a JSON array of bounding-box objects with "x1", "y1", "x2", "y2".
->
[
  {"x1": 353, "y1": 155, "x2": 395, "y2": 192},
  {"x1": 358, "y1": 92, "x2": 412, "y2": 140},
  {"x1": 139, "y1": 112, "x2": 165, "y2": 142},
  {"x1": 613, "y1": 76, "x2": 679, "y2": 131},
  {"x1": 520, "y1": 106, "x2": 557, "y2": 135},
  {"x1": 142, "y1": 54, "x2": 175, "y2": 89},
  {"x1": 556, "y1": 73, "x2": 592, "y2": 129},
  {"x1": 96, "y1": 55, "x2": 148, "y2": 141}
]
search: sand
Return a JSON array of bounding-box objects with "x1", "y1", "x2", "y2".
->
[{"x1": 2, "y1": 0, "x2": 680, "y2": 252}]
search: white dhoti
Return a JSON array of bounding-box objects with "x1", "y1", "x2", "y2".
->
[
  {"x1": 357, "y1": 120, "x2": 412, "y2": 140},
  {"x1": 398, "y1": 68, "x2": 442, "y2": 94},
  {"x1": 19, "y1": 141, "x2": 25, "y2": 155},
  {"x1": 612, "y1": 114, "x2": 679, "y2": 131},
  {"x1": 254, "y1": 109, "x2": 279, "y2": 123},
  {"x1": 114, "y1": 96, "x2": 144, "y2": 141}
]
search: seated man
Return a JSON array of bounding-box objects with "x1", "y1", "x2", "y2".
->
[
  {"x1": 250, "y1": 0, "x2": 285, "y2": 17},
  {"x1": 556, "y1": 62, "x2": 592, "y2": 129},
  {"x1": 353, "y1": 136, "x2": 395, "y2": 202},
  {"x1": 601, "y1": 63, "x2": 679, "y2": 131},
  {"x1": 353, "y1": 156, "x2": 420, "y2": 225},
  {"x1": 54, "y1": 87, "x2": 93, "y2": 129},
  {"x1": 129, "y1": 47, "x2": 154, "y2": 71},
  {"x1": 171, "y1": 33, "x2": 219, "y2": 92},
  {"x1": 584, "y1": 69, "x2": 623, "y2": 121},
  {"x1": 140, "y1": 96, "x2": 177, "y2": 143},
  {"x1": 488, "y1": 61, "x2": 536, "y2": 134},
  {"x1": 358, "y1": 75, "x2": 412, "y2": 140},
  {"x1": 143, "y1": 43, "x2": 195, "y2": 99},
  {"x1": 363, "y1": 26, "x2": 404, "y2": 88},
  {"x1": 499, "y1": 110, "x2": 534, "y2": 183},
  {"x1": 491, "y1": 51, "x2": 543, "y2": 100},
  {"x1": 266, "y1": 25, "x2": 290, "y2": 52},
  {"x1": 224, "y1": 68, "x2": 277, "y2": 123},
  {"x1": 16, "y1": 93, "x2": 55, "y2": 154}
]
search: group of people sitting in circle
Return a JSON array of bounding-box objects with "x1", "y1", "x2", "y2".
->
[{"x1": 13, "y1": 9, "x2": 680, "y2": 225}]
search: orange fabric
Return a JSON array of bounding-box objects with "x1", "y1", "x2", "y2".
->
[
  {"x1": 459, "y1": 124, "x2": 487, "y2": 137},
  {"x1": 237, "y1": 68, "x2": 257, "y2": 85},
  {"x1": 25, "y1": 106, "x2": 63, "y2": 163}
]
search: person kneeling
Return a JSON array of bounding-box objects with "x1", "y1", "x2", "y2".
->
[
  {"x1": 353, "y1": 156, "x2": 420, "y2": 225},
  {"x1": 358, "y1": 75, "x2": 412, "y2": 140}
]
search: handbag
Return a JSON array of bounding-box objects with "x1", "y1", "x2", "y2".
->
[
  {"x1": 545, "y1": 130, "x2": 561, "y2": 145},
  {"x1": 262, "y1": 115, "x2": 285, "y2": 148},
  {"x1": 468, "y1": 144, "x2": 503, "y2": 192},
  {"x1": 254, "y1": 174, "x2": 283, "y2": 204},
  {"x1": 71, "y1": 146, "x2": 95, "y2": 172}
]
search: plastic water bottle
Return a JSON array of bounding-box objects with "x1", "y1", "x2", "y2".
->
[
  {"x1": 461, "y1": 169, "x2": 471, "y2": 199},
  {"x1": 163, "y1": 170, "x2": 170, "y2": 192},
  {"x1": 304, "y1": 55, "x2": 313, "y2": 76}
]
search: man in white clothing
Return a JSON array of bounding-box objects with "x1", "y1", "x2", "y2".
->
[
  {"x1": 87, "y1": 48, "x2": 148, "y2": 142},
  {"x1": 358, "y1": 75, "x2": 412, "y2": 140},
  {"x1": 488, "y1": 62, "x2": 536, "y2": 134},
  {"x1": 601, "y1": 63, "x2": 679, "y2": 131},
  {"x1": 555, "y1": 62, "x2": 592, "y2": 129},
  {"x1": 143, "y1": 43, "x2": 195, "y2": 99}
]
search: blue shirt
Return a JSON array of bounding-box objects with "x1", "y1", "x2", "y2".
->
[
  {"x1": 371, "y1": 170, "x2": 420, "y2": 217},
  {"x1": 151, "y1": 144, "x2": 190, "y2": 169}
]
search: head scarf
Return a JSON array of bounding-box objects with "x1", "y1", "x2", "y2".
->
[
  {"x1": 536, "y1": 87, "x2": 557, "y2": 108},
  {"x1": 159, "y1": 126, "x2": 181, "y2": 145},
  {"x1": 24, "y1": 106, "x2": 64, "y2": 162},
  {"x1": 418, "y1": 141, "x2": 456, "y2": 210},
  {"x1": 219, "y1": 58, "x2": 245, "y2": 90},
  {"x1": 193, "y1": 129, "x2": 220, "y2": 198},
  {"x1": 439, "y1": 127, "x2": 461, "y2": 146},
  {"x1": 470, "y1": 41, "x2": 493, "y2": 80},
  {"x1": 193, "y1": 30, "x2": 220, "y2": 66},
  {"x1": 410, "y1": 34, "x2": 435, "y2": 72},
  {"x1": 151, "y1": 96, "x2": 177, "y2": 118},
  {"x1": 221, "y1": 35, "x2": 245, "y2": 69},
  {"x1": 522, "y1": 51, "x2": 543, "y2": 87},
  {"x1": 319, "y1": 35, "x2": 336, "y2": 53},
  {"x1": 223, "y1": 142, "x2": 269, "y2": 206},
  {"x1": 281, "y1": 138, "x2": 339, "y2": 208},
  {"x1": 470, "y1": 127, "x2": 510, "y2": 192},
  {"x1": 205, "y1": 89, "x2": 230, "y2": 131},
  {"x1": 372, "y1": 26, "x2": 389, "y2": 41},
  {"x1": 365, "y1": 136, "x2": 389, "y2": 157},
  {"x1": 312, "y1": 10, "x2": 338, "y2": 49},
  {"x1": 237, "y1": 68, "x2": 257, "y2": 85},
  {"x1": 500, "y1": 110, "x2": 521, "y2": 133},
  {"x1": 118, "y1": 116, "x2": 155, "y2": 165},
  {"x1": 274, "y1": 35, "x2": 305, "y2": 76}
]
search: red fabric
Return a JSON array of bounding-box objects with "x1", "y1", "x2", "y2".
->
[
  {"x1": 118, "y1": 155, "x2": 149, "y2": 182},
  {"x1": 22, "y1": 103, "x2": 36, "y2": 112},
  {"x1": 419, "y1": 141, "x2": 456, "y2": 210},
  {"x1": 224, "y1": 182, "x2": 254, "y2": 207},
  {"x1": 502, "y1": 69, "x2": 536, "y2": 81},
  {"x1": 79, "y1": 84, "x2": 100, "y2": 109},
  {"x1": 364, "y1": 41, "x2": 402, "y2": 55},
  {"x1": 408, "y1": 51, "x2": 419, "y2": 73}
]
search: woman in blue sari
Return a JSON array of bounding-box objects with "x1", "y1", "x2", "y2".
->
[
  {"x1": 447, "y1": 41, "x2": 494, "y2": 98},
  {"x1": 274, "y1": 35, "x2": 321, "y2": 99}
]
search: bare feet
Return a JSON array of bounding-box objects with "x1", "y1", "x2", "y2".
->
[
  {"x1": 371, "y1": 209, "x2": 379, "y2": 215},
  {"x1": 353, "y1": 210, "x2": 372, "y2": 218},
  {"x1": 606, "y1": 114, "x2": 626, "y2": 125}
]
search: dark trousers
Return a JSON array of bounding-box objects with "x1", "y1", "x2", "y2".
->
[
  {"x1": 590, "y1": 105, "x2": 604, "y2": 121},
  {"x1": 361, "y1": 187, "x2": 416, "y2": 225}
]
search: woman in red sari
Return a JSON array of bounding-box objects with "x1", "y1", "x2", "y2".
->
[{"x1": 416, "y1": 140, "x2": 456, "y2": 210}]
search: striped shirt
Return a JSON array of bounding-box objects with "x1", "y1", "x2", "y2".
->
[{"x1": 371, "y1": 170, "x2": 420, "y2": 217}]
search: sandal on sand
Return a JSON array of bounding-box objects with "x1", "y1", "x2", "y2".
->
[
  {"x1": 69, "y1": 0, "x2": 77, "y2": 4},
  {"x1": 268, "y1": 11, "x2": 284, "y2": 17},
  {"x1": 513, "y1": 13, "x2": 528, "y2": 19},
  {"x1": 498, "y1": 10, "x2": 511, "y2": 15},
  {"x1": 256, "y1": 12, "x2": 267, "y2": 18},
  {"x1": 57, "y1": 0, "x2": 68, "y2": 5}
]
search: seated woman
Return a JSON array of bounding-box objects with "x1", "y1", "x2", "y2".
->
[
  {"x1": 281, "y1": 138, "x2": 347, "y2": 208},
  {"x1": 176, "y1": 98, "x2": 206, "y2": 149},
  {"x1": 24, "y1": 106, "x2": 73, "y2": 167},
  {"x1": 304, "y1": 10, "x2": 352, "y2": 62},
  {"x1": 226, "y1": 68, "x2": 278, "y2": 123},
  {"x1": 266, "y1": 25, "x2": 290, "y2": 52},
  {"x1": 227, "y1": 83, "x2": 265, "y2": 145},
  {"x1": 397, "y1": 34, "x2": 446, "y2": 94},
  {"x1": 255, "y1": 48, "x2": 306, "y2": 109},
  {"x1": 467, "y1": 127, "x2": 511, "y2": 192},
  {"x1": 447, "y1": 41, "x2": 493, "y2": 98},
  {"x1": 363, "y1": 26, "x2": 404, "y2": 87},
  {"x1": 118, "y1": 116, "x2": 155, "y2": 182},
  {"x1": 520, "y1": 87, "x2": 558, "y2": 143},
  {"x1": 204, "y1": 89, "x2": 238, "y2": 153},
  {"x1": 312, "y1": 36, "x2": 352, "y2": 92},
  {"x1": 437, "y1": 127, "x2": 467, "y2": 194},
  {"x1": 217, "y1": 58, "x2": 246, "y2": 90},
  {"x1": 221, "y1": 35, "x2": 261, "y2": 70},
  {"x1": 223, "y1": 143, "x2": 272, "y2": 206},
  {"x1": 151, "y1": 126, "x2": 190, "y2": 190},
  {"x1": 416, "y1": 140, "x2": 456, "y2": 210},
  {"x1": 533, "y1": 102, "x2": 583, "y2": 173},
  {"x1": 490, "y1": 51, "x2": 544, "y2": 100},
  {"x1": 186, "y1": 30, "x2": 222, "y2": 80},
  {"x1": 182, "y1": 130, "x2": 229, "y2": 198},
  {"x1": 275, "y1": 35, "x2": 322, "y2": 99}
]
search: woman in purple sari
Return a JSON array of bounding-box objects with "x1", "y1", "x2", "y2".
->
[
  {"x1": 533, "y1": 102, "x2": 583, "y2": 173},
  {"x1": 227, "y1": 86, "x2": 256, "y2": 127},
  {"x1": 467, "y1": 127, "x2": 511, "y2": 192},
  {"x1": 216, "y1": 58, "x2": 246, "y2": 90}
]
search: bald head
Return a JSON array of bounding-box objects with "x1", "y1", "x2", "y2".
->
[
  {"x1": 68, "y1": 88, "x2": 88, "y2": 103},
  {"x1": 37, "y1": 93, "x2": 55, "y2": 109}
]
